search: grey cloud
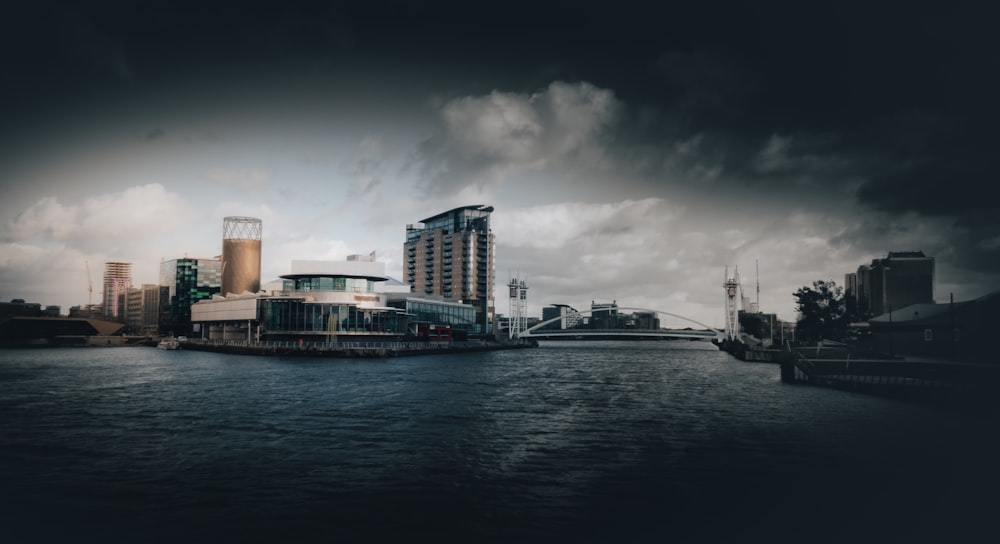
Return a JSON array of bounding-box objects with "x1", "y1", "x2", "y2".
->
[
  {"x1": 201, "y1": 169, "x2": 270, "y2": 191},
  {"x1": 412, "y1": 81, "x2": 621, "y2": 192}
]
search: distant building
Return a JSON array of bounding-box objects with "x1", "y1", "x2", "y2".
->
[
  {"x1": 1, "y1": 299, "x2": 43, "y2": 320},
  {"x1": 126, "y1": 287, "x2": 144, "y2": 334},
  {"x1": 124, "y1": 284, "x2": 168, "y2": 336},
  {"x1": 160, "y1": 257, "x2": 223, "y2": 335},
  {"x1": 68, "y1": 304, "x2": 103, "y2": 319},
  {"x1": 631, "y1": 311, "x2": 660, "y2": 330},
  {"x1": 0, "y1": 317, "x2": 126, "y2": 347},
  {"x1": 590, "y1": 301, "x2": 620, "y2": 328},
  {"x1": 847, "y1": 251, "x2": 935, "y2": 319},
  {"x1": 541, "y1": 304, "x2": 582, "y2": 330},
  {"x1": 103, "y1": 262, "x2": 132, "y2": 321},
  {"x1": 404, "y1": 205, "x2": 495, "y2": 335}
]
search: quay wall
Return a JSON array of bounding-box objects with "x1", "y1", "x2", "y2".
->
[{"x1": 179, "y1": 339, "x2": 536, "y2": 358}]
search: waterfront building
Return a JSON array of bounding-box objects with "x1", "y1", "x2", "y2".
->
[
  {"x1": 385, "y1": 294, "x2": 477, "y2": 338},
  {"x1": 404, "y1": 205, "x2": 495, "y2": 335},
  {"x1": 865, "y1": 291, "x2": 997, "y2": 362},
  {"x1": 847, "y1": 251, "x2": 935, "y2": 319},
  {"x1": 192, "y1": 258, "x2": 480, "y2": 343},
  {"x1": 541, "y1": 304, "x2": 582, "y2": 330},
  {"x1": 160, "y1": 257, "x2": 223, "y2": 336},
  {"x1": 102, "y1": 262, "x2": 132, "y2": 321},
  {"x1": 222, "y1": 216, "x2": 262, "y2": 296},
  {"x1": 0, "y1": 316, "x2": 126, "y2": 347},
  {"x1": 192, "y1": 258, "x2": 404, "y2": 342}
]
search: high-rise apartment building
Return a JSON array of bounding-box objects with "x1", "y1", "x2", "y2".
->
[
  {"x1": 404, "y1": 205, "x2": 495, "y2": 334},
  {"x1": 160, "y1": 257, "x2": 223, "y2": 335},
  {"x1": 102, "y1": 262, "x2": 132, "y2": 321}
]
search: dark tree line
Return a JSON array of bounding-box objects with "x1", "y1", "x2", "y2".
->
[{"x1": 793, "y1": 280, "x2": 860, "y2": 344}]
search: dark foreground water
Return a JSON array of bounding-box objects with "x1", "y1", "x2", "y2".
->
[{"x1": 1, "y1": 342, "x2": 996, "y2": 543}]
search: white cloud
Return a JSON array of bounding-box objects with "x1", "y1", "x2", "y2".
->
[
  {"x1": 4, "y1": 184, "x2": 192, "y2": 251},
  {"x1": 0, "y1": 184, "x2": 196, "y2": 308}
]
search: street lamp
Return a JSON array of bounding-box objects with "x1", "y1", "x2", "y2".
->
[{"x1": 888, "y1": 302, "x2": 894, "y2": 358}]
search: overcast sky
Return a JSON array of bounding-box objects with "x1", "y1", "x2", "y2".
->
[{"x1": 2, "y1": 1, "x2": 997, "y2": 328}]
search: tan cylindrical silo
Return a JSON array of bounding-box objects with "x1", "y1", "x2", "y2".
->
[{"x1": 222, "y1": 216, "x2": 262, "y2": 295}]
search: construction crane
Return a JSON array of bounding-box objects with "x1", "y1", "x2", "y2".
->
[{"x1": 85, "y1": 260, "x2": 93, "y2": 308}]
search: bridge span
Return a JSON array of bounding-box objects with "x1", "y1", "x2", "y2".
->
[{"x1": 518, "y1": 307, "x2": 722, "y2": 341}]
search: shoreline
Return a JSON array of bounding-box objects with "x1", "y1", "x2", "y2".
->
[{"x1": 178, "y1": 339, "x2": 538, "y2": 358}]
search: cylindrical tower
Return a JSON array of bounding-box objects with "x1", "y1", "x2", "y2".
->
[{"x1": 222, "y1": 216, "x2": 262, "y2": 296}]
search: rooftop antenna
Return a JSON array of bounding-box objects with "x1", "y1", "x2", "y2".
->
[
  {"x1": 756, "y1": 259, "x2": 760, "y2": 312},
  {"x1": 85, "y1": 260, "x2": 93, "y2": 307}
]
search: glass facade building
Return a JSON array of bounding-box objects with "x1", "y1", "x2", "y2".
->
[
  {"x1": 386, "y1": 296, "x2": 477, "y2": 334},
  {"x1": 261, "y1": 272, "x2": 400, "y2": 339},
  {"x1": 192, "y1": 259, "x2": 480, "y2": 343},
  {"x1": 160, "y1": 258, "x2": 223, "y2": 335},
  {"x1": 258, "y1": 299, "x2": 401, "y2": 337}
]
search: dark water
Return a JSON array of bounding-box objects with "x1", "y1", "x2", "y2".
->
[{"x1": 1, "y1": 342, "x2": 996, "y2": 543}]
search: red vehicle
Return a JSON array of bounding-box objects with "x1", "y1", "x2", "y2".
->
[{"x1": 416, "y1": 324, "x2": 452, "y2": 343}]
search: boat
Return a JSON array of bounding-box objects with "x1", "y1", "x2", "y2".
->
[{"x1": 157, "y1": 337, "x2": 182, "y2": 350}]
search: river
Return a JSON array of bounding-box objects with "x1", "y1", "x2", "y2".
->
[{"x1": 1, "y1": 341, "x2": 995, "y2": 543}]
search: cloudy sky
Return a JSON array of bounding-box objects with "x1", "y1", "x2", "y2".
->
[{"x1": 2, "y1": 1, "x2": 997, "y2": 328}]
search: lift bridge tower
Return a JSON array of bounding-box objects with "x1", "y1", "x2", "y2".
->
[
  {"x1": 723, "y1": 266, "x2": 741, "y2": 342},
  {"x1": 507, "y1": 276, "x2": 528, "y2": 339}
]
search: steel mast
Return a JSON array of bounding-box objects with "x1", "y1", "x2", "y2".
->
[{"x1": 723, "y1": 266, "x2": 741, "y2": 342}]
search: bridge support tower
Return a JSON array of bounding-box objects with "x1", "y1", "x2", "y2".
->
[
  {"x1": 507, "y1": 277, "x2": 528, "y2": 339},
  {"x1": 724, "y1": 267, "x2": 741, "y2": 342}
]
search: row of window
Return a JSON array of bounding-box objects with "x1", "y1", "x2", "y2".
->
[
  {"x1": 261, "y1": 300, "x2": 400, "y2": 334},
  {"x1": 282, "y1": 277, "x2": 375, "y2": 293}
]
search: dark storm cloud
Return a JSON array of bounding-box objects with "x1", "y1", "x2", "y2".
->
[{"x1": 4, "y1": 2, "x2": 998, "y2": 288}]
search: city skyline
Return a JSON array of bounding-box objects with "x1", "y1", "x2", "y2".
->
[{"x1": 2, "y1": 2, "x2": 998, "y2": 327}]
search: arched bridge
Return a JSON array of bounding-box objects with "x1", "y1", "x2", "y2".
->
[{"x1": 519, "y1": 307, "x2": 722, "y2": 340}]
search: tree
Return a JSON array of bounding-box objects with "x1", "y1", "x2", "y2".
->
[{"x1": 793, "y1": 280, "x2": 847, "y2": 344}]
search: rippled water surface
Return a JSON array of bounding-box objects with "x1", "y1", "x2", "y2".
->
[{"x1": 1, "y1": 342, "x2": 996, "y2": 543}]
